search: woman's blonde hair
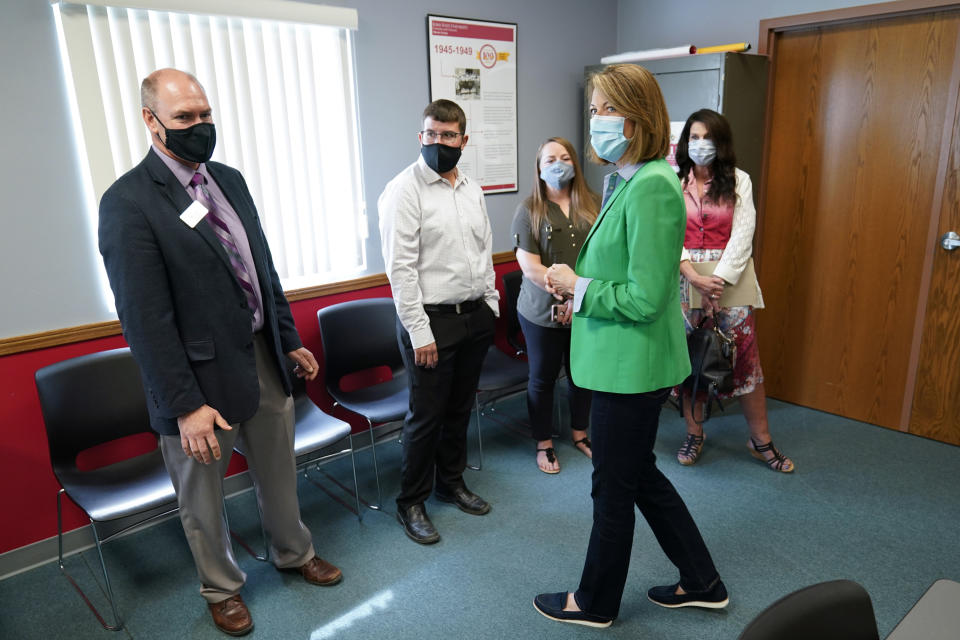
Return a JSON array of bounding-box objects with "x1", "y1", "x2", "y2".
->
[
  {"x1": 524, "y1": 137, "x2": 599, "y2": 242},
  {"x1": 586, "y1": 64, "x2": 671, "y2": 165}
]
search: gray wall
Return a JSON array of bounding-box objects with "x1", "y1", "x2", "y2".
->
[
  {"x1": 320, "y1": 0, "x2": 618, "y2": 273},
  {"x1": 1, "y1": 0, "x2": 882, "y2": 339},
  {"x1": 617, "y1": 0, "x2": 872, "y2": 52},
  {"x1": 0, "y1": 0, "x2": 109, "y2": 339},
  {"x1": 0, "y1": 0, "x2": 617, "y2": 339}
]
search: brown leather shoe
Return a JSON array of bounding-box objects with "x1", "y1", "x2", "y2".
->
[
  {"x1": 208, "y1": 594, "x2": 253, "y2": 636},
  {"x1": 299, "y1": 556, "x2": 342, "y2": 586}
]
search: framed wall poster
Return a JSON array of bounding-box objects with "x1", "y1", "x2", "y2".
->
[{"x1": 426, "y1": 15, "x2": 518, "y2": 193}]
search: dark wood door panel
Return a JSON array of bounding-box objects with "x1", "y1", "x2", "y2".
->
[
  {"x1": 758, "y1": 12, "x2": 960, "y2": 428},
  {"x1": 910, "y1": 65, "x2": 960, "y2": 445}
]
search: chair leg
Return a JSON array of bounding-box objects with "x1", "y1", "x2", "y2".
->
[
  {"x1": 301, "y1": 457, "x2": 364, "y2": 522},
  {"x1": 57, "y1": 489, "x2": 123, "y2": 631},
  {"x1": 332, "y1": 401, "x2": 382, "y2": 514},
  {"x1": 253, "y1": 513, "x2": 268, "y2": 562},
  {"x1": 229, "y1": 498, "x2": 268, "y2": 562},
  {"x1": 348, "y1": 434, "x2": 363, "y2": 522},
  {"x1": 467, "y1": 394, "x2": 484, "y2": 471},
  {"x1": 366, "y1": 418, "x2": 384, "y2": 511}
]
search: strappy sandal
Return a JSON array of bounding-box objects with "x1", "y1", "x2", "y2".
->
[
  {"x1": 536, "y1": 447, "x2": 560, "y2": 474},
  {"x1": 572, "y1": 436, "x2": 592, "y2": 458},
  {"x1": 677, "y1": 432, "x2": 705, "y2": 466},
  {"x1": 748, "y1": 437, "x2": 794, "y2": 473}
]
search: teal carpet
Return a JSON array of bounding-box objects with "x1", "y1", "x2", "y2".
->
[{"x1": 1, "y1": 396, "x2": 958, "y2": 639}]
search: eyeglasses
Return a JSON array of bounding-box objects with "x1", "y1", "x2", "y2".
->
[{"x1": 420, "y1": 130, "x2": 463, "y2": 143}]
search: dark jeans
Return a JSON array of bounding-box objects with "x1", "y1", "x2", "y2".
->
[
  {"x1": 575, "y1": 388, "x2": 720, "y2": 619},
  {"x1": 518, "y1": 314, "x2": 592, "y2": 441},
  {"x1": 395, "y1": 304, "x2": 495, "y2": 510}
]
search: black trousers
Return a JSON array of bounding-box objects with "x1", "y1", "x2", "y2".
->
[
  {"x1": 575, "y1": 388, "x2": 720, "y2": 619},
  {"x1": 518, "y1": 314, "x2": 592, "y2": 441},
  {"x1": 396, "y1": 304, "x2": 495, "y2": 509}
]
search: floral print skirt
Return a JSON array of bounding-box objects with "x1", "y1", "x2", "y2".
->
[{"x1": 680, "y1": 248, "x2": 763, "y2": 399}]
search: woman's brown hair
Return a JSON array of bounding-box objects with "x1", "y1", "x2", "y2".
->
[
  {"x1": 675, "y1": 108, "x2": 736, "y2": 205},
  {"x1": 523, "y1": 137, "x2": 599, "y2": 242},
  {"x1": 586, "y1": 64, "x2": 670, "y2": 165}
]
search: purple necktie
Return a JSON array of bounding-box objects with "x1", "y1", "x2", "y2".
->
[{"x1": 189, "y1": 172, "x2": 260, "y2": 315}]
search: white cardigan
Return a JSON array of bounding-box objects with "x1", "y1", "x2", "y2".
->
[{"x1": 681, "y1": 168, "x2": 764, "y2": 307}]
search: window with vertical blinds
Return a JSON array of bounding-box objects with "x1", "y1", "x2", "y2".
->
[{"x1": 52, "y1": 0, "x2": 366, "y2": 291}]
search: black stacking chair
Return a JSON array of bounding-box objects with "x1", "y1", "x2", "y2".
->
[
  {"x1": 35, "y1": 348, "x2": 178, "y2": 631},
  {"x1": 472, "y1": 270, "x2": 529, "y2": 470},
  {"x1": 738, "y1": 579, "x2": 880, "y2": 640},
  {"x1": 317, "y1": 298, "x2": 409, "y2": 511},
  {"x1": 233, "y1": 364, "x2": 359, "y2": 555}
]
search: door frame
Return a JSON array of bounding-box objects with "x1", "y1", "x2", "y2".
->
[{"x1": 756, "y1": 0, "x2": 960, "y2": 430}]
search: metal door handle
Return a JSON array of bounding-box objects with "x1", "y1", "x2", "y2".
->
[{"x1": 942, "y1": 231, "x2": 960, "y2": 250}]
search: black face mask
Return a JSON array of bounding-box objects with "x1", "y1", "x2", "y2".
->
[
  {"x1": 420, "y1": 142, "x2": 462, "y2": 174},
  {"x1": 151, "y1": 110, "x2": 217, "y2": 164}
]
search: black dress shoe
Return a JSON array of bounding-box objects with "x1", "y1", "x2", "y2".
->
[
  {"x1": 435, "y1": 485, "x2": 491, "y2": 515},
  {"x1": 397, "y1": 504, "x2": 440, "y2": 544}
]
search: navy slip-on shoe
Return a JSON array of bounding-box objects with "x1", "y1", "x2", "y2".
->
[
  {"x1": 647, "y1": 577, "x2": 729, "y2": 609},
  {"x1": 533, "y1": 592, "x2": 613, "y2": 628}
]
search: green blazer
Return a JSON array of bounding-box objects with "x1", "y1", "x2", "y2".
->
[{"x1": 570, "y1": 158, "x2": 691, "y2": 394}]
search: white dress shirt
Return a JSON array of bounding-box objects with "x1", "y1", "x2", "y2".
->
[{"x1": 378, "y1": 155, "x2": 500, "y2": 349}]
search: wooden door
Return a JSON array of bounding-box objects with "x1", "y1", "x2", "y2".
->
[
  {"x1": 909, "y1": 77, "x2": 960, "y2": 445},
  {"x1": 757, "y1": 12, "x2": 960, "y2": 429}
]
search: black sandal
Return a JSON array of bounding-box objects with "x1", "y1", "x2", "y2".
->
[
  {"x1": 677, "y1": 432, "x2": 705, "y2": 466},
  {"x1": 748, "y1": 437, "x2": 794, "y2": 473},
  {"x1": 536, "y1": 447, "x2": 560, "y2": 474},
  {"x1": 572, "y1": 437, "x2": 592, "y2": 457}
]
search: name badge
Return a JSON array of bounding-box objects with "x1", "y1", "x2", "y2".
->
[{"x1": 180, "y1": 200, "x2": 208, "y2": 228}]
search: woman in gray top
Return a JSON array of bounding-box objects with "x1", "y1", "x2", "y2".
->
[{"x1": 511, "y1": 137, "x2": 599, "y2": 473}]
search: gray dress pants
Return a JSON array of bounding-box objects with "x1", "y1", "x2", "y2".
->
[{"x1": 160, "y1": 333, "x2": 315, "y2": 603}]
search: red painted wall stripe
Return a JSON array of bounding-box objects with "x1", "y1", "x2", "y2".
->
[
  {"x1": 430, "y1": 19, "x2": 515, "y2": 42},
  {"x1": 0, "y1": 263, "x2": 520, "y2": 555}
]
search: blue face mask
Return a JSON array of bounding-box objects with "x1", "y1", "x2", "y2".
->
[
  {"x1": 590, "y1": 116, "x2": 631, "y2": 163},
  {"x1": 687, "y1": 138, "x2": 717, "y2": 166},
  {"x1": 540, "y1": 161, "x2": 575, "y2": 190}
]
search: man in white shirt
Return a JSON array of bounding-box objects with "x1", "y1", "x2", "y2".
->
[{"x1": 379, "y1": 99, "x2": 500, "y2": 544}]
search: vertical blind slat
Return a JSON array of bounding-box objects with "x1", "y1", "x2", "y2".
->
[{"x1": 55, "y1": 3, "x2": 366, "y2": 288}]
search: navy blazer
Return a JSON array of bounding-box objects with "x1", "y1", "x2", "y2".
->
[{"x1": 99, "y1": 150, "x2": 302, "y2": 435}]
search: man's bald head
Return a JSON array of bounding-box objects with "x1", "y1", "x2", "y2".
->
[
  {"x1": 140, "y1": 68, "x2": 214, "y2": 167},
  {"x1": 141, "y1": 68, "x2": 206, "y2": 111}
]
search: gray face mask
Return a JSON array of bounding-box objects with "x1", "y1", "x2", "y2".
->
[
  {"x1": 687, "y1": 138, "x2": 716, "y2": 167},
  {"x1": 540, "y1": 161, "x2": 575, "y2": 190}
]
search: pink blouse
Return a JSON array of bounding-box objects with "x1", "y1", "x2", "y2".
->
[{"x1": 682, "y1": 169, "x2": 733, "y2": 251}]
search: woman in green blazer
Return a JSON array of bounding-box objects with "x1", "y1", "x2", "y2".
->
[{"x1": 532, "y1": 64, "x2": 728, "y2": 628}]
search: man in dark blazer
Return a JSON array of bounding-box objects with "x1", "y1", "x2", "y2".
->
[{"x1": 99, "y1": 68, "x2": 341, "y2": 637}]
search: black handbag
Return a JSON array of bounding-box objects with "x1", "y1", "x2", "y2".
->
[{"x1": 680, "y1": 315, "x2": 736, "y2": 423}]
